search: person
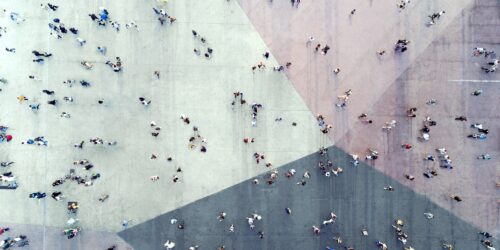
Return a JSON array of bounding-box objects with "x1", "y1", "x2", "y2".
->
[
  {"x1": 312, "y1": 225, "x2": 320, "y2": 234},
  {"x1": 29, "y1": 192, "x2": 46, "y2": 199},
  {"x1": 81, "y1": 61, "x2": 93, "y2": 69},
  {"x1": 306, "y1": 36, "x2": 314, "y2": 46},
  {"x1": 97, "y1": 46, "x2": 107, "y2": 54},
  {"x1": 404, "y1": 174, "x2": 415, "y2": 181},
  {"x1": 321, "y1": 45, "x2": 330, "y2": 55},
  {"x1": 122, "y1": 219, "x2": 133, "y2": 228},
  {"x1": 322, "y1": 212, "x2": 337, "y2": 225},
  {"x1": 442, "y1": 243, "x2": 453, "y2": 250},
  {"x1": 479, "y1": 232, "x2": 493, "y2": 238},
  {"x1": 3, "y1": 9, "x2": 26, "y2": 23},
  {"x1": 478, "y1": 154, "x2": 491, "y2": 160},
  {"x1": 450, "y1": 195, "x2": 462, "y2": 202},
  {"x1": 0, "y1": 161, "x2": 14, "y2": 167},
  {"x1": 472, "y1": 89, "x2": 482, "y2": 96},
  {"x1": 51, "y1": 191, "x2": 63, "y2": 201},
  {"x1": 125, "y1": 21, "x2": 139, "y2": 30},
  {"x1": 139, "y1": 97, "x2": 151, "y2": 106},
  {"x1": 0, "y1": 227, "x2": 9, "y2": 236},
  {"x1": 395, "y1": 39, "x2": 410, "y2": 52},
  {"x1": 257, "y1": 231, "x2": 264, "y2": 239},
  {"x1": 428, "y1": 11, "x2": 445, "y2": 25},
  {"x1": 76, "y1": 37, "x2": 86, "y2": 46},
  {"x1": 376, "y1": 240, "x2": 388, "y2": 250},
  {"x1": 217, "y1": 212, "x2": 226, "y2": 221},
  {"x1": 42, "y1": 89, "x2": 54, "y2": 95}
]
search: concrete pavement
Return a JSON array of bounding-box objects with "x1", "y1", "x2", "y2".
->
[{"x1": 237, "y1": 0, "x2": 499, "y2": 236}]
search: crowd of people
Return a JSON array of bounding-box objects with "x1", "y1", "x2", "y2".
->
[{"x1": 0, "y1": 1, "x2": 497, "y2": 250}]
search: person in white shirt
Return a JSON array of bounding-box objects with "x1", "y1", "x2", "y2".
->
[{"x1": 164, "y1": 240, "x2": 175, "y2": 249}]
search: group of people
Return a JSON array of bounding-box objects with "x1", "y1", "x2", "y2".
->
[{"x1": 0, "y1": 1, "x2": 497, "y2": 250}]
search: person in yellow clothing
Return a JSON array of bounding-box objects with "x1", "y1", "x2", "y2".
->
[{"x1": 17, "y1": 95, "x2": 28, "y2": 103}]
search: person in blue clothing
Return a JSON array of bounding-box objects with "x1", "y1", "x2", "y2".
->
[
  {"x1": 29, "y1": 192, "x2": 46, "y2": 199},
  {"x1": 99, "y1": 7, "x2": 109, "y2": 21}
]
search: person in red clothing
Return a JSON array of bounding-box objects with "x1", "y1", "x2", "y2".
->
[
  {"x1": 402, "y1": 143, "x2": 412, "y2": 150},
  {"x1": 0, "y1": 227, "x2": 10, "y2": 235}
]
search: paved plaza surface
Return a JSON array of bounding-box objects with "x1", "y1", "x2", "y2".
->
[{"x1": 0, "y1": 0, "x2": 498, "y2": 249}]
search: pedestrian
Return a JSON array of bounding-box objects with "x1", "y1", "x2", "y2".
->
[
  {"x1": 0, "y1": 227, "x2": 10, "y2": 236},
  {"x1": 217, "y1": 212, "x2": 226, "y2": 221},
  {"x1": 404, "y1": 174, "x2": 415, "y2": 181},
  {"x1": 312, "y1": 225, "x2": 320, "y2": 234},
  {"x1": 450, "y1": 194, "x2": 462, "y2": 202},
  {"x1": 51, "y1": 191, "x2": 63, "y2": 201},
  {"x1": 139, "y1": 97, "x2": 151, "y2": 106},
  {"x1": 164, "y1": 240, "x2": 175, "y2": 249},
  {"x1": 125, "y1": 21, "x2": 139, "y2": 30},
  {"x1": 97, "y1": 46, "x2": 107, "y2": 54},
  {"x1": 42, "y1": 89, "x2": 55, "y2": 95},
  {"x1": 76, "y1": 37, "x2": 86, "y2": 46},
  {"x1": 315, "y1": 43, "x2": 321, "y2": 52},
  {"x1": 428, "y1": 10, "x2": 445, "y2": 25},
  {"x1": 424, "y1": 212, "x2": 434, "y2": 219},
  {"x1": 477, "y1": 154, "x2": 491, "y2": 160},
  {"x1": 29, "y1": 192, "x2": 46, "y2": 199},
  {"x1": 322, "y1": 212, "x2": 337, "y2": 225},
  {"x1": 321, "y1": 45, "x2": 330, "y2": 55},
  {"x1": 306, "y1": 36, "x2": 314, "y2": 46}
]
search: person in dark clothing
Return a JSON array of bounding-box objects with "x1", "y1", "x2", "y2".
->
[
  {"x1": 52, "y1": 179, "x2": 64, "y2": 186},
  {"x1": 89, "y1": 13, "x2": 98, "y2": 21},
  {"x1": 51, "y1": 191, "x2": 62, "y2": 200},
  {"x1": 29, "y1": 192, "x2": 46, "y2": 199}
]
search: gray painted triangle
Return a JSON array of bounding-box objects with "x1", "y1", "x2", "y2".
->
[{"x1": 119, "y1": 145, "x2": 498, "y2": 250}]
